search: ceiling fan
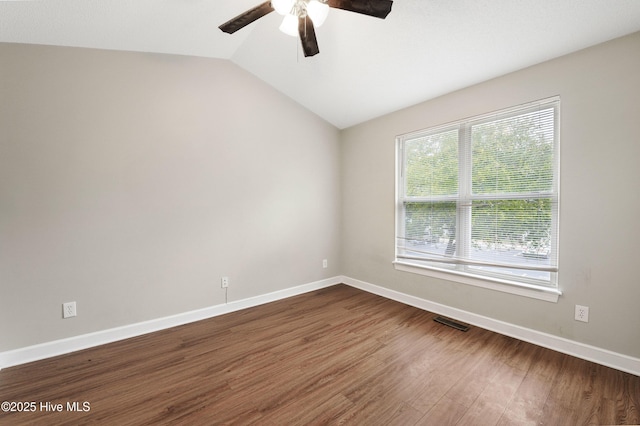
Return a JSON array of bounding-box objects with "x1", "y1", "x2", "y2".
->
[{"x1": 219, "y1": 0, "x2": 393, "y2": 57}]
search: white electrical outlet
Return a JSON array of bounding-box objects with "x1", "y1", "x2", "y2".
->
[
  {"x1": 322, "y1": 259, "x2": 328, "y2": 268},
  {"x1": 575, "y1": 305, "x2": 589, "y2": 323},
  {"x1": 221, "y1": 276, "x2": 229, "y2": 288},
  {"x1": 63, "y1": 301, "x2": 77, "y2": 319}
]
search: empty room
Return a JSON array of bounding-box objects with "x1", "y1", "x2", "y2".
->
[{"x1": 1, "y1": 1, "x2": 639, "y2": 424}]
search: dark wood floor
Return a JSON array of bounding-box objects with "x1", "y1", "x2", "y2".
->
[{"x1": 1, "y1": 284, "x2": 638, "y2": 425}]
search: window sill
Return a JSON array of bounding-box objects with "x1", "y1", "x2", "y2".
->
[{"x1": 393, "y1": 260, "x2": 561, "y2": 303}]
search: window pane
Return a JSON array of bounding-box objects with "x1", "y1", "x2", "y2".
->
[
  {"x1": 469, "y1": 198, "x2": 553, "y2": 282},
  {"x1": 471, "y1": 108, "x2": 554, "y2": 194},
  {"x1": 401, "y1": 201, "x2": 457, "y2": 257},
  {"x1": 405, "y1": 130, "x2": 458, "y2": 197}
]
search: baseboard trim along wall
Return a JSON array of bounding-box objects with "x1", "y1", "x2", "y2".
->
[
  {"x1": 0, "y1": 277, "x2": 341, "y2": 371},
  {"x1": 341, "y1": 276, "x2": 640, "y2": 377},
  {"x1": 2, "y1": 276, "x2": 638, "y2": 377}
]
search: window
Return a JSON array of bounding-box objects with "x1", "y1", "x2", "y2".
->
[{"x1": 395, "y1": 97, "x2": 560, "y2": 300}]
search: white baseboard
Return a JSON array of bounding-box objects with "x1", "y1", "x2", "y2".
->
[
  {"x1": 2, "y1": 275, "x2": 638, "y2": 377},
  {"x1": 342, "y1": 276, "x2": 640, "y2": 377},
  {"x1": 0, "y1": 276, "x2": 341, "y2": 370}
]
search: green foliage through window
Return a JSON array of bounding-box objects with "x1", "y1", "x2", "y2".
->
[{"x1": 397, "y1": 99, "x2": 559, "y2": 287}]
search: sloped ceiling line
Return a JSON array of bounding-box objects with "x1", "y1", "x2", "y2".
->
[{"x1": 2, "y1": 0, "x2": 640, "y2": 128}]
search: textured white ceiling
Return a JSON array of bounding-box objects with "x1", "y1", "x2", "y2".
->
[{"x1": 2, "y1": 0, "x2": 640, "y2": 128}]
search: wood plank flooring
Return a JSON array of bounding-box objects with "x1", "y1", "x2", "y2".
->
[{"x1": 1, "y1": 284, "x2": 638, "y2": 425}]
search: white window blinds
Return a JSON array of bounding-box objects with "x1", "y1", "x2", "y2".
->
[{"x1": 396, "y1": 97, "x2": 560, "y2": 288}]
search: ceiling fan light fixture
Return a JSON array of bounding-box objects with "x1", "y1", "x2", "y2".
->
[
  {"x1": 306, "y1": 0, "x2": 329, "y2": 27},
  {"x1": 279, "y1": 13, "x2": 299, "y2": 36},
  {"x1": 272, "y1": 0, "x2": 295, "y2": 16},
  {"x1": 219, "y1": 0, "x2": 393, "y2": 56}
]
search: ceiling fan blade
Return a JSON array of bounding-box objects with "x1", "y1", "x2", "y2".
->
[
  {"x1": 327, "y1": 0, "x2": 393, "y2": 19},
  {"x1": 298, "y1": 15, "x2": 320, "y2": 57},
  {"x1": 219, "y1": 1, "x2": 274, "y2": 34}
]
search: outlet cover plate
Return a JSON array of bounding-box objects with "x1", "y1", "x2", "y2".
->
[
  {"x1": 63, "y1": 301, "x2": 77, "y2": 319},
  {"x1": 575, "y1": 305, "x2": 589, "y2": 322}
]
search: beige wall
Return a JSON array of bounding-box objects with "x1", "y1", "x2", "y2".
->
[
  {"x1": 340, "y1": 32, "x2": 640, "y2": 358},
  {"x1": 2, "y1": 32, "x2": 639, "y2": 361},
  {"x1": 0, "y1": 44, "x2": 341, "y2": 351}
]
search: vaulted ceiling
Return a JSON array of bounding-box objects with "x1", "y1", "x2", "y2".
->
[{"x1": 2, "y1": 0, "x2": 640, "y2": 128}]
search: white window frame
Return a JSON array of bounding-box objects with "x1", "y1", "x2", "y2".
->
[{"x1": 394, "y1": 97, "x2": 562, "y2": 302}]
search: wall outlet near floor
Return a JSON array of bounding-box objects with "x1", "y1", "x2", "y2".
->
[
  {"x1": 322, "y1": 259, "x2": 328, "y2": 268},
  {"x1": 63, "y1": 301, "x2": 77, "y2": 319},
  {"x1": 221, "y1": 276, "x2": 229, "y2": 288},
  {"x1": 575, "y1": 305, "x2": 589, "y2": 323}
]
